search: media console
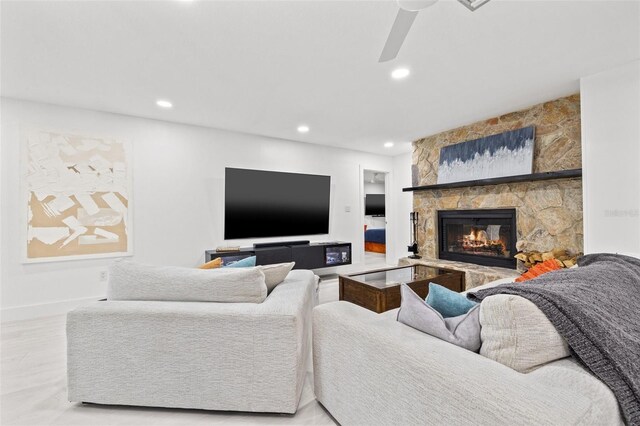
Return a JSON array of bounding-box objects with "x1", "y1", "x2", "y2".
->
[{"x1": 205, "y1": 241, "x2": 352, "y2": 269}]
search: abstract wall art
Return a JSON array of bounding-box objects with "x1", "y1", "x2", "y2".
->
[
  {"x1": 24, "y1": 129, "x2": 132, "y2": 262},
  {"x1": 437, "y1": 126, "x2": 535, "y2": 184}
]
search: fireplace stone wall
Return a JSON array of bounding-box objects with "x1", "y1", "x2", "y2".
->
[{"x1": 412, "y1": 94, "x2": 583, "y2": 260}]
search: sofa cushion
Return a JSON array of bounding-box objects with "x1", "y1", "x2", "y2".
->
[
  {"x1": 397, "y1": 284, "x2": 481, "y2": 352},
  {"x1": 198, "y1": 257, "x2": 222, "y2": 269},
  {"x1": 108, "y1": 261, "x2": 267, "y2": 303},
  {"x1": 479, "y1": 294, "x2": 570, "y2": 373},
  {"x1": 258, "y1": 262, "x2": 295, "y2": 292},
  {"x1": 426, "y1": 282, "x2": 477, "y2": 317},
  {"x1": 225, "y1": 256, "x2": 257, "y2": 268}
]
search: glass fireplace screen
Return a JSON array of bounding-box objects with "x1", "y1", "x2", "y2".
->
[{"x1": 438, "y1": 209, "x2": 517, "y2": 269}]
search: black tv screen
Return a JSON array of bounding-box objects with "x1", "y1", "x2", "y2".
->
[
  {"x1": 224, "y1": 168, "x2": 331, "y2": 239},
  {"x1": 365, "y1": 194, "x2": 385, "y2": 216}
]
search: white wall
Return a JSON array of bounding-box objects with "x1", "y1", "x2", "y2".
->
[
  {"x1": 580, "y1": 60, "x2": 640, "y2": 257},
  {"x1": 387, "y1": 152, "x2": 412, "y2": 262},
  {"x1": 1, "y1": 98, "x2": 399, "y2": 320}
]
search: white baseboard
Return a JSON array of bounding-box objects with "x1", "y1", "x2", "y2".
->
[{"x1": 1, "y1": 295, "x2": 103, "y2": 322}]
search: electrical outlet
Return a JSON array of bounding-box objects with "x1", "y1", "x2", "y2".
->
[
  {"x1": 345, "y1": 206, "x2": 351, "y2": 213},
  {"x1": 99, "y1": 271, "x2": 108, "y2": 282}
]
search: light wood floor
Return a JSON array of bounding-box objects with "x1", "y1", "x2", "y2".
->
[{"x1": 1, "y1": 257, "x2": 390, "y2": 426}]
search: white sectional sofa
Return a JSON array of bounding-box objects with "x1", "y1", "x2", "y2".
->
[
  {"x1": 313, "y1": 301, "x2": 623, "y2": 426},
  {"x1": 67, "y1": 269, "x2": 318, "y2": 414}
]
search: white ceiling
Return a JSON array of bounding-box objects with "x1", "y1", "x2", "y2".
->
[{"x1": 2, "y1": 0, "x2": 639, "y2": 156}]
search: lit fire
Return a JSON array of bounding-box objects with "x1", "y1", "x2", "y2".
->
[{"x1": 460, "y1": 227, "x2": 506, "y2": 254}]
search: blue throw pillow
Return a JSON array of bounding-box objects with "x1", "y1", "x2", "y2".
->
[
  {"x1": 426, "y1": 282, "x2": 477, "y2": 318},
  {"x1": 225, "y1": 256, "x2": 256, "y2": 268}
]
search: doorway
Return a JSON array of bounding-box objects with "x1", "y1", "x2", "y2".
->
[{"x1": 362, "y1": 169, "x2": 389, "y2": 266}]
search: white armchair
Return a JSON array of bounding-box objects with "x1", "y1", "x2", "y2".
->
[{"x1": 67, "y1": 270, "x2": 318, "y2": 414}]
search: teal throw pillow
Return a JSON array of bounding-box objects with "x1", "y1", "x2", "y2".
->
[
  {"x1": 426, "y1": 282, "x2": 477, "y2": 318},
  {"x1": 225, "y1": 256, "x2": 257, "y2": 268}
]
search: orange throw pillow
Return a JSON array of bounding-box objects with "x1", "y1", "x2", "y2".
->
[
  {"x1": 199, "y1": 257, "x2": 223, "y2": 269},
  {"x1": 515, "y1": 259, "x2": 563, "y2": 282}
]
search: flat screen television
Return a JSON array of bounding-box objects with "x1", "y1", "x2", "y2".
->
[
  {"x1": 224, "y1": 168, "x2": 331, "y2": 239},
  {"x1": 365, "y1": 194, "x2": 385, "y2": 216}
]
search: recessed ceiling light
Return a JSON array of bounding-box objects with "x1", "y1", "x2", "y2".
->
[
  {"x1": 384, "y1": 141, "x2": 394, "y2": 148},
  {"x1": 391, "y1": 68, "x2": 410, "y2": 80},
  {"x1": 156, "y1": 99, "x2": 173, "y2": 109},
  {"x1": 297, "y1": 125, "x2": 310, "y2": 133}
]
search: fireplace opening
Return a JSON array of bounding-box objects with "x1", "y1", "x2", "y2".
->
[{"x1": 438, "y1": 209, "x2": 517, "y2": 269}]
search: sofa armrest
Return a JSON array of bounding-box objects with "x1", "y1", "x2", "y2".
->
[
  {"x1": 67, "y1": 270, "x2": 317, "y2": 413},
  {"x1": 313, "y1": 302, "x2": 622, "y2": 426}
]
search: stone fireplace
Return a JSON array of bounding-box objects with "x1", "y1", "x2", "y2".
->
[
  {"x1": 438, "y1": 209, "x2": 517, "y2": 269},
  {"x1": 404, "y1": 94, "x2": 584, "y2": 288}
]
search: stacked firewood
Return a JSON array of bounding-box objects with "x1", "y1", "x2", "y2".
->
[{"x1": 514, "y1": 248, "x2": 582, "y2": 269}]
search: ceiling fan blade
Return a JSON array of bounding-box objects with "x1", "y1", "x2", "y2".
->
[
  {"x1": 458, "y1": 0, "x2": 491, "y2": 11},
  {"x1": 378, "y1": 8, "x2": 419, "y2": 63}
]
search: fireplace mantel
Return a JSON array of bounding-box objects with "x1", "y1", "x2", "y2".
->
[{"x1": 403, "y1": 168, "x2": 582, "y2": 192}]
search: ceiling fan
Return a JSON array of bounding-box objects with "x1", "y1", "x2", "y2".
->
[{"x1": 379, "y1": 0, "x2": 492, "y2": 63}]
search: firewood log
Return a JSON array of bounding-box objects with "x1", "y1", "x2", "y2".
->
[
  {"x1": 530, "y1": 252, "x2": 543, "y2": 262},
  {"x1": 514, "y1": 253, "x2": 528, "y2": 262},
  {"x1": 515, "y1": 248, "x2": 579, "y2": 271},
  {"x1": 552, "y1": 248, "x2": 568, "y2": 258},
  {"x1": 542, "y1": 251, "x2": 555, "y2": 261}
]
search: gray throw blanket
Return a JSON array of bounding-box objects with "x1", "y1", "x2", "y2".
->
[{"x1": 468, "y1": 253, "x2": 640, "y2": 425}]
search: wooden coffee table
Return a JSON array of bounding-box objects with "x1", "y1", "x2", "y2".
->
[{"x1": 339, "y1": 265, "x2": 465, "y2": 313}]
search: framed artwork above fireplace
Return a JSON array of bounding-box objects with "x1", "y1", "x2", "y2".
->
[
  {"x1": 438, "y1": 209, "x2": 517, "y2": 269},
  {"x1": 437, "y1": 126, "x2": 535, "y2": 185}
]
